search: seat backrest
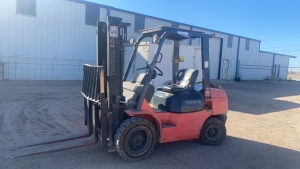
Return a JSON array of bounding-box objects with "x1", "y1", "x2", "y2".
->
[
  {"x1": 176, "y1": 69, "x2": 199, "y2": 90},
  {"x1": 123, "y1": 73, "x2": 155, "y2": 109}
]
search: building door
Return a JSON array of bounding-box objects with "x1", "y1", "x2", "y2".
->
[{"x1": 222, "y1": 59, "x2": 229, "y2": 80}]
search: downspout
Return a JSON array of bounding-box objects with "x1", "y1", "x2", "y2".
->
[
  {"x1": 235, "y1": 37, "x2": 241, "y2": 79},
  {"x1": 271, "y1": 54, "x2": 275, "y2": 77},
  {"x1": 189, "y1": 27, "x2": 193, "y2": 46},
  {"x1": 217, "y1": 38, "x2": 223, "y2": 80},
  {"x1": 107, "y1": 8, "x2": 110, "y2": 16},
  {"x1": 286, "y1": 56, "x2": 290, "y2": 80}
]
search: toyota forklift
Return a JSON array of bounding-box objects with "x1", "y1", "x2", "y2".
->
[{"x1": 10, "y1": 16, "x2": 228, "y2": 161}]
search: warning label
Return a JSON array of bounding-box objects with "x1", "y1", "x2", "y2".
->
[{"x1": 110, "y1": 26, "x2": 118, "y2": 38}]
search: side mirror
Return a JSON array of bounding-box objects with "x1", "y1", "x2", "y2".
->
[
  {"x1": 129, "y1": 37, "x2": 135, "y2": 45},
  {"x1": 152, "y1": 34, "x2": 160, "y2": 44}
]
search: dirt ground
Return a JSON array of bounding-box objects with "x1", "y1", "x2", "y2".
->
[
  {"x1": 288, "y1": 74, "x2": 300, "y2": 81},
  {"x1": 0, "y1": 79, "x2": 299, "y2": 169}
]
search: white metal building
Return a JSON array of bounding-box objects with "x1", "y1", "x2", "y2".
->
[{"x1": 0, "y1": 0, "x2": 296, "y2": 80}]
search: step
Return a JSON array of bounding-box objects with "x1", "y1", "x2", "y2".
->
[{"x1": 162, "y1": 123, "x2": 176, "y2": 128}]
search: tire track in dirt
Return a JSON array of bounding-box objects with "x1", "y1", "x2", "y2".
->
[{"x1": 0, "y1": 90, "x2": 84, "y2": 148}]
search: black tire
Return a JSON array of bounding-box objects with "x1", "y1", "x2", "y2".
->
[
  {"x1": 199, "y1": 117, "x2": 226, "y2": 145},
  {"x1": 114, "y1": 117, "x2": 156, "y2": 161}
]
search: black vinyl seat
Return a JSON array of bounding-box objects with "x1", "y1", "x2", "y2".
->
[{"x1": 158, "y1": 69, "x2": 199, "y2": 93}]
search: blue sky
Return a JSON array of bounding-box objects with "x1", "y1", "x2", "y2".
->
[{"x1": 87, "y1": 0, "x2": 300, "y2": 70}]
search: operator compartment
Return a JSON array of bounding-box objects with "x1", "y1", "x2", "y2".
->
[
  {"x1": 151, "y1": 90, "x2": 204, "y2": 113},
  {"x1": 123, "y1": 73, "x2": 155, "y2": 108}
]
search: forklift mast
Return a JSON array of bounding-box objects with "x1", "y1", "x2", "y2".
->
[{"x1": 95, "y1": 16, "x2": 130, "y2": 146}]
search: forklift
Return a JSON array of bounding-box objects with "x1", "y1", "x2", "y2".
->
[{"x1": 10, "y1": 16, "x2": 228, "y2": 161}]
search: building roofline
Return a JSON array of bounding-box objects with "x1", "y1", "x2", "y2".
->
[
  {"x1": 260, "y1": 50, "x2": 297, "y2": 58},
  {"x1": 68, "y1": 0, "x2": 261, "y2": 42}
]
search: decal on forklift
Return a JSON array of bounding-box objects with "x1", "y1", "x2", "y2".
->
[
  {"x1": 109, "y1": 49, "x2": 116, "y2": 76},
  {"x1": 179, "y1": 56, "x2": 184, "y2": 62},
  {"x1": 110, "y1": 38, "x2": 115, "y2": 47},
  {"x1": 110, "y1": 26, "x2": 118, "y2": 38},
  {"x1": 108, "y1": 26, "x2": 116, "y2": 76},
  {"x1": 184, "y1": 100, "x2": 202, "y2": 105},
  {"x1": 205, "y1": 61, "x2": 209, "y2": 68}
]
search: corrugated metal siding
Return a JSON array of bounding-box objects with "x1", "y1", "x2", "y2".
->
[
  {"x1": 99, "y1": 7, "x2": 107, "y2": 22},
  {"x1": 0, "y1": 0, "x2": 97, "y2": 80},
  {"x1": 144, "y1": 17, "x2": 171, "y2": 28},
  {"x1": 238, "y1": 39, "x2": 272, "y2": 80},
  {"x1": 239, "y1": 52, "x2": 273, "y2": 80},
  {"x1": 189, "y1": 28, "x2": 221, "y2": 79},
  {"x1": 0, "y1": 0, "x2": 292, "y2": 80},
  {"x1": 192, "y1": 28, "x2": 238, "y2": 80},
  {"x1": 145, "y1": 17, "x2": 172, "y2": 44},
  {"x1": 209, "y1": 38, "x2": 221, "y2": 79},
  {"x1": 274, "y1": 55, "x2": 289, "y2": 80},
  {"x1": 110, "y1": 10, "x2": 139, "y2": 39},
  {"x1": 0, "y1": 0, "x2": 16, "y2": 56},
  {"x1": 218, "y1": 34, "x2": 238, "y2": 80},
  {"x1": 0, "y1": 55, "x2": 94, "y2": 80}
]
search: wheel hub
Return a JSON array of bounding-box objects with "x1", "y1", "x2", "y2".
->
[
  {"x1": 129, "y1": 131, "x2": 147, "y2": 151},
  {"x1": 132, "y1": 134, "x2": 144, "y2": 147},
  {"x1": 208, "y1": 128, "x2": 217, "y2": 137}
]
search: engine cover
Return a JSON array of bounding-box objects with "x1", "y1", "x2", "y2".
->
[{"x1": 151, "y1": 91, "x2": 204, "y2": 113}]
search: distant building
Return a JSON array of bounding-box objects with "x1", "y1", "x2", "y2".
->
[{"x1": 0, "y1": 0, "x2": 296, "y2": 80}]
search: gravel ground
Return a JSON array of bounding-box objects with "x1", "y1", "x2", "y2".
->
[
  {"x1": 0, "y1": 79, "x2": 299, "y2": 169},
  {"x1": 288, "y1": 74, "x2": 300, "y2": 81}
]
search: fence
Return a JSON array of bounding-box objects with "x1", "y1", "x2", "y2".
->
[
  {"x1": 0, "y1": 55, "x2": 95, "y2": 80},
  {"x1": 236, "y1": 60, "x2": 297, "y2": 80}
]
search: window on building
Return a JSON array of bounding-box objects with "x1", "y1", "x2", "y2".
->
[
  {"x1": 85, "y1": 4, "x2": 100, "y2": 26},
  {"x1": 134, "y1": 15, "x2": 145, "y2": 32},
  {"x1": 16, "y1": 0, "x2": 36, "y2": 17},
  {"x1": 245, "y1": 39, "x2": 250, "y2": 50},
  {"x1": 227, "y1": 35, "x2": 233, "y2": 48},
  {"x1": 171, "y1": 23, "x2": 179, "y2": 28}
]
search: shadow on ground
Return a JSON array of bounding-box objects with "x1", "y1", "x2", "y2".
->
[
  {"x1": 214, "y1": 80, "x2": 300, "y2": 115},
  {"x1": 1, "y1": 136, "x2": 299, "y2": 169}
]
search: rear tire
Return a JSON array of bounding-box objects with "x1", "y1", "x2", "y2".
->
[
  {"x1": 114, "y1": 117, "x2": 156, "y2": 161},
  {"x1": 199, "y1": 117, "x2": 226, "y2": 145}
]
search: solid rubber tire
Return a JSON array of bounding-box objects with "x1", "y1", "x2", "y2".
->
[
  {"x1": 114, "y1": 117, "x2": 156, "y2": 161},
  {"x1": 199, "y1": 117, "x2": 226, "y2": 145}
]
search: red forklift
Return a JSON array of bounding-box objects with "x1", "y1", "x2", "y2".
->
[{"x1": 10, "y1": 16, "x2": 228, "y2": 161}]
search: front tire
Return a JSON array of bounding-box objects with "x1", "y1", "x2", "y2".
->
[
  {"x1": 114, "y1": 117, "x2": 156, "y2": 161},
  {"x1": 199, "y1": 117, "x2": 226, "y2": 145}
]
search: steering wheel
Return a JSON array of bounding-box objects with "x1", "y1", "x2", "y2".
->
[
  {"x1": 154, "y1": 66, "x2": 163, "y2": 76},
  {"x1": 135, "y1": 65, "x2": 163, "y2": 78}
]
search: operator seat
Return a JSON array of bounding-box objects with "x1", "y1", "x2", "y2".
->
[
  {"x1": 123, "y1": 73, "x2": 155, "y2": 108},
  {"x1": 158, "y1": 69, "x2": 199, "y2": 93}
]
